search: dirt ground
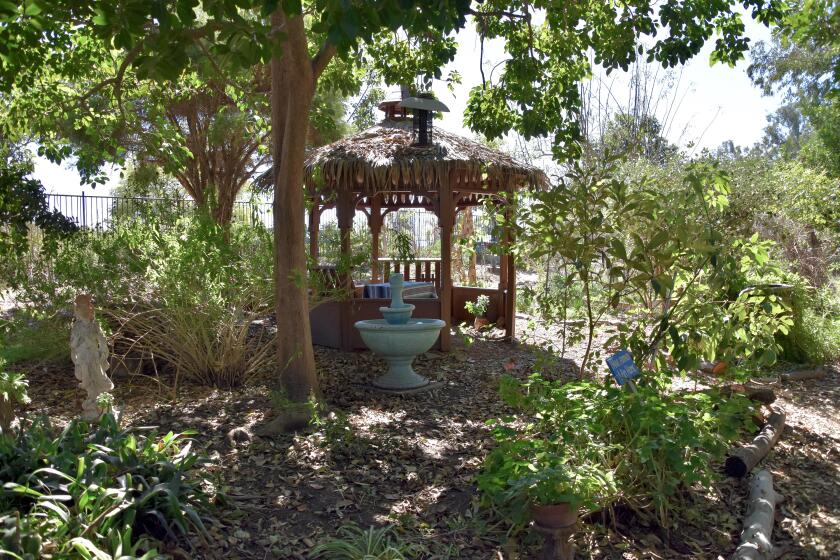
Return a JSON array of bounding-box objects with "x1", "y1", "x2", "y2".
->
[{"x1": 13, "y1": 318, "x2": 840, "y2": 559}]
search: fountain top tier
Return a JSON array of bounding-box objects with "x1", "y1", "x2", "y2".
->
[{"x1": 379, "y1": 274, "x2": 415, "y2": 325}]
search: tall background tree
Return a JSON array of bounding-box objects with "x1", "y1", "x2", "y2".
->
[
  {"x1": 3, "y1": 34, "x2": 363, "y2": 225},
  {"x1": 749, "y1": 0, "x2": 840, "y2": 174}
]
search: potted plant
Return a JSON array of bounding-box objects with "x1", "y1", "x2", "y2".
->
[
  {"x1": 512, "y1": 462, "x2": 611, "y2": 528},
  {"x1": 465, "y1": 294, "x2": 491, "y2": 329},
  {"x1": 478, "y1": 439, "x2": 614, "y2": 530}
]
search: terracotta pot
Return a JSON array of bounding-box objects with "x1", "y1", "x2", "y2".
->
[
  {"x1": 530, "y1": 502, "x2": 577, "y2": 529},
  {"x1": 712, "y1": 360, "x2": 728, "y2": 375},
  {"x1": 473, "y1": 316, "x2": 491, "y2": 330}
]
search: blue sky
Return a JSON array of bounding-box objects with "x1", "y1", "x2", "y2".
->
[{"x1": 34, "y1": 16, "x2": 780, "y2": 197}]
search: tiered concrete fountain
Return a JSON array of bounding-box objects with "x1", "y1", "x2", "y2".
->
[{"x1": 354, "y1": 274, "x2": 445, "y2": 393}]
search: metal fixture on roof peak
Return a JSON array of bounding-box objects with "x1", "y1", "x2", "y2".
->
[{"x1": 399, "y1": 94, "x2": 450, "y2": 146}]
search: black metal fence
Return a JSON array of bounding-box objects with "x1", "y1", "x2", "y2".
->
[
  {"x1": 46, "y1": 193, "x2": 496, "y2": 259},
  {"x1": 46, "y1": 193, "x2": 274, "y2": 229}
]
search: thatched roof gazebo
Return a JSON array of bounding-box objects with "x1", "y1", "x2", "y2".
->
[{"x1": 306, "y1": 97, "x2": 545, "y2": 351}]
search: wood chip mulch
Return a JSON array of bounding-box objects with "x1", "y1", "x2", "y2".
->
[{"x1": 14, "y1": 318, "x2": 840, "y2": 559}]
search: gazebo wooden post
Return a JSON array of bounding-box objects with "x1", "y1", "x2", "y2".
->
[
  {"x1": 438, "y1": 171, "x2": 455, "y2": 351},
  {"x1": 336, "y1": 188, "x2": 355, "y2": 350},
  {"x1": 503, "y1": 189, "x2": 516, "y2": 340},
  {"x1": 496, "y1": 197, "x2": 509, "y2": 328},
  {"x1": 337, "y1": 191, "x2": 354, "y2": 267},
  {"x1": 308, "y1": 202, "x2": 321, "y2": 262},
  {"x1": 368, "y1": 194, "x2": 384, "y2": 282}
]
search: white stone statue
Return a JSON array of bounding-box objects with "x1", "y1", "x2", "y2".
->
[{"x1": 70, "y1": 294, "x2": 113, "y2": 420}]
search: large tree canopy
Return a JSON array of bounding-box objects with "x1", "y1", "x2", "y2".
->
[
  {"x1": 0, "y1": 0, "x2": 789, "y2": 427},
  {"x1": 1, "y1": 0, "x2": 787, "y2": 156}
]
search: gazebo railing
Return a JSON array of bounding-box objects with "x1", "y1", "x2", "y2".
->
[{"x1": 379, "y1": 257, "x2": 441, "y2": 289}]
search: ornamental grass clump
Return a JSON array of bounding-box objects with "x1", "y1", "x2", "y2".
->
[
  {"x1": 311, "y1": 523, "x2": 424, "y2": 560},
  {"x1": 109, "y1": 294, "x2": 277, "y2": 390}
]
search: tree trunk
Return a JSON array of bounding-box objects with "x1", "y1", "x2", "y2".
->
[
  {"x1": 257, "y1": 10, "x2": 337, "y2": 436},
  {"x1": 213, "y1": 182, "x2": 236, "y2": 225},
  {"x1": 725, "y1": 408, "x2": 786, "y2": 478},
  {"x1": 731, "y1": 469, "x2": 782, "y2": 560},
  {"x1": 271, "y1": 11, "x2": 319, "y2": 405}
]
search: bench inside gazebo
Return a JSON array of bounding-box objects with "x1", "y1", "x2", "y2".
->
[{"x1": 306, "y1": 94, "x2": 545, "y2": 352}]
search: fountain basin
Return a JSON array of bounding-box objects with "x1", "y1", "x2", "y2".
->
[
  {"x1": 379, "y1": 304, "x2": 415, "y2": 325},
  {"x1": 355, "y1": 318, "x2": 445, "y2": 390}
]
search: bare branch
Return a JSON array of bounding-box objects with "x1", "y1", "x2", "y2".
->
[
  {"x1": 78, "y1": 41, "x2": 144, "y2": 110},
  {"x1": 480, "y1": 34, "x2": 486, "y2": 88},
  {"x1": 468, "y1": 8, "x2": 530, "y2": 20}
]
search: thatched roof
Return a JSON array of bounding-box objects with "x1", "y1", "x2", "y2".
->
[{"x1": 304, "y1": 119, "x2": 546, "y2": 196}]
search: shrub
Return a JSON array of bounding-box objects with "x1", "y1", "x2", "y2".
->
[
  {"x1": 510, "y1": 159, "x2": 794, "y2": 376},
  {"x1": 478, "y1": 440, "x2": 615, "y2": 526},
  {"x1": 479, "y1": 374, "x2": 755, "y2": 530},
  {"x1": 392, "y1": 230, "x2": 415, "y2": 262},
  {"x1": 111, "y1": 296, "x2": 276, "y2": 390},
  {"x1": 733, "y1": 269, "x2": 840, "y2": 365},
  {"x1": 0, "y1": 155, "x2": 78, "y2": 276},
  {"x1": 16, "y1": 209, "x2": 276, "y2": 388},
  {"x1": 788, "y1": 280, "x2": 840, "y2": 363},
  {"x1": 318, "y1": 222, "x2": 372, "y2": 272},
  {"x1": 0, "y1": 313, "x2": 70, "y2": 366},
  {"x1": 0, "y1": 411, "x2": 212, "y2": 558}
]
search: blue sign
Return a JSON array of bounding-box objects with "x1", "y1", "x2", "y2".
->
[{"x1": 606, "y1": 350, "x2": 641, "y2": 386}]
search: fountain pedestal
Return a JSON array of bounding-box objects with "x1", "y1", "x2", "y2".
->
[{"x1": 354, "y1": 275, "x2": 445, "y2": 393}]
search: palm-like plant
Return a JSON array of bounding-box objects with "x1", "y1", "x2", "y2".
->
[{"x1": 0, "y1": 361, "x2": 30, "y2": 435}]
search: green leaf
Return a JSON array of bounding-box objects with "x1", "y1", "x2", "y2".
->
[
  {"x1": 70, "y1": 537, "x2": 111, "y2": 560},
  {"x1": 281, "y1": 0, "x2": 301, "y2": 15},
  {"x1": 92, "y1": 9, "x2": 108, "y2": 26}
]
